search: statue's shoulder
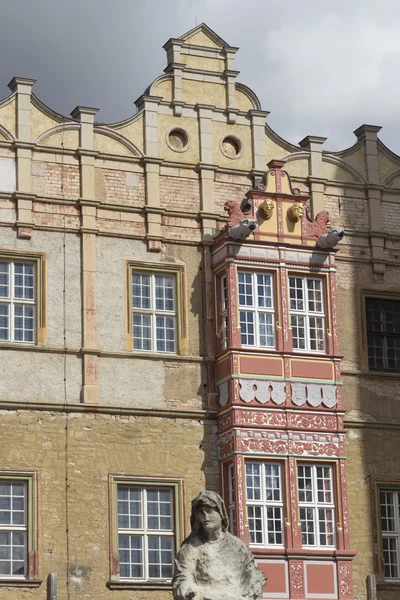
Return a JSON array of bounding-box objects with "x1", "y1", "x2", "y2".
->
[{"x1": 176, "y1": 534, "x2": 202, "y2": 556}]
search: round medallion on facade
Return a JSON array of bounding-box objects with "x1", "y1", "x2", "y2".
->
[
  {"x1": 220, "y1": 135, "x2": 242, "y2": 159},
  {"x1": 167, "y1": 128, "x2": 189, "y2": 152}
]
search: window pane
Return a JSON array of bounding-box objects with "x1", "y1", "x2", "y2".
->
[
  {"x1": 148, "y1": 536, "x2": 173, "y2": 579},
  {"x1": 133, "y1": 314, "x2": 152, "y2": 351},
  {"x1": 318, "y1": 508, "x2": 335, "y2": 546},
  {"x1": 316, "y1": 467, "x2": 333, "y2": 504},
  {"x1": 0, "y1": 526, "x2": 26, "y2": 576},
  {"x1": 14, "y1": 263, "x2": 35, "y2": 300},
  {"x1": 289, "y1": 277, "x2": 304, "y2": 311},
  {"x1": 247, "y1": 506, "x2": 263, "y2": 544},
  {"x1": 238, "y1": 272, "x2": 253, "y2": 307},
  {"x1": 0, "y1": 304, "x2": 9, "y2": 341},
  {"x1": 118, "y1": 487, "x2": 142, "y2": 530},
  {"x1": 307, "y1": 279, "x2": 323, "y2": 313},
  {"x1": 118, "y1": 534, "x2": 143, "y2": 579},
  {"x1": 147, "y1": 488, "x2": 172, "y2": 530},
  {"x1": 297, "y1": 465, "x2": 313, "y2": 503},
  {"x1": 291, "y1": 315, "x2": 305, "y2": 350},
  {"x1": 383, "y1": 537, "x2": 399, "y2": 579},
  {"x1": 381, "y1": 491, "x2": 397, "y2": 533},
  {"x1": 156, "y1": 316, "x2": 175, "y2": 353},
  {"x1": 300, "y1": 507, "x2": 315, "y2": 546},
  {"x1": 14, "y1": 305, "x2": 34, "y2": 343},
  {"x1": 239, "y1": 311, "x2": 255, "y2": 346},
  {"x1": 246, "y1": 463, "x2": 261, "y2": 501},
  {"x1": 155, "y1": 275, "x2": 174, "y2": 312},
  {"x1": 132, "y1": 274, "x2": 151, "y2": 309},
  {"x1": 0, "y1": 262, "x2": 9, "y2": 298},
  {"x1": 309, "y1": 317, "x2": 325, "y2": 352},
  {"x1": 266, "y1": 506, "x2": 283, "y2": 545},
  {"x1": 257, "y1": 274, "x2": 273, "y2": 308},
  {"x1": 265, "y1": 464, "x2": 281, "y2": 502},
  {"x1": 258, "y1": 313, "x2": 274, "y2": 347}
]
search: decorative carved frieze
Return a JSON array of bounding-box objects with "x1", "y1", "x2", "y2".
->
[
  {"x1": 287, "y1": 412, "x2": 338, "y2": 431},
  {"x1": 236, "y1": 410, "x2": 286, "y2": 428},
  {"x1": 218, "y1": 429, "x2": 343, "y2": 459}
]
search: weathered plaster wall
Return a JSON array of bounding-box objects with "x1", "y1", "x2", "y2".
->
[{"x1": 0, "y1": 409, "x2": 219, "y2": 599}]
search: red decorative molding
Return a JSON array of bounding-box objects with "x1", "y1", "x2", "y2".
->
[
  {"x1": 287, "y1": 412, "x2": 338, "y2": 431},
  {"x1": 338, "y1": 561, "x2": 353, "y2": 599},
  {"x1": 289, "y1": 560, "x2": 304, "y2": 597},
  {"x1": 236, "y1": 409, "x2": 286, "y2": 428}
]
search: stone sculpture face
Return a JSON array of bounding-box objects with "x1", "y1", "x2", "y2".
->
[{"x1": 172, "y1": 491, "x2": 266, "y2": 600}]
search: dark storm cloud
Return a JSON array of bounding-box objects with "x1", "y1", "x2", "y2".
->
[{"x1": 1, "y1": 0, "x2": 400, "y2": 152}]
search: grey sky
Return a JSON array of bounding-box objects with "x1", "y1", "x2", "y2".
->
[{"x1": 1, "y1": 0, "x2": 399, "y2": 153}]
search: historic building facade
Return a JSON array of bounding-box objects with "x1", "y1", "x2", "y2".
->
[{"x1": 0, "y1": 23, "x2": 399, "y2": 600}]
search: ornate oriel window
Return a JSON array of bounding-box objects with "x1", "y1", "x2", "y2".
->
[
  {"x1": 289, "y1": 276, "x2": 326, "y2": 352},
  {"x1": 238, "y1": 271, "x2": 275, "y2": 349}
]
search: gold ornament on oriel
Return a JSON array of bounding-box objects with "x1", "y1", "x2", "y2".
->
[
  {"x1": 259, "y1": 199, "x2": 274, "y2": 220},
  {"x1": 288, "y1": 202, "x2": 305, "y2": 223}
]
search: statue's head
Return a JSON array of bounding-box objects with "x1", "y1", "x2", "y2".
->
[{"x1": 190, "y1": 490, "x2": 229, "y2": 539}]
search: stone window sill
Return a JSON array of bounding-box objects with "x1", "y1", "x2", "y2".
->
[
  {"x1": 378, "y1": 582, "x2": 400, "y2": 590},
  {"x1": 107, "y1": 580, "x2": 172, "y2": 590},
  {"x1": 0, "y1": 579, "x2": 42, "y2": 588}
]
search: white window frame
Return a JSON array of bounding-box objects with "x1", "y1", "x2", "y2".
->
[
  {"x1": 238, "y1": 271, "x2": 275, "y2": 349},
  {"x1": 379, "y1": 489, "x2": 400, "y2": 579},
  {"x1": 117, "y1": 485, "x2": 175, "y2": 582},
  {"x1": 0, "y1": 480, "x2": 28, "y2": 579},
  {"x1": 227, "y1": 463, "x2": 236, "y2": 535},
  {"x1": 245, "y1": 461, "x2": 284, "y2": 548},
  {"x1": 289, "y1": 275, "x2": 326, "y2": 353},
  {"x1": 0, "y1": 260, "x2": 36, "y2": 344},
  {"x1": 132, "y1": 271, "x2": 177, "y2": 354},
  {"x1": 297, "y1": 464, "x2": 335, "y2": 549},
  {"x1": 220, "y1": 275, "x2": 228, "y2": 349}
]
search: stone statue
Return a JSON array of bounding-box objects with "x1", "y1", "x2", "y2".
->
[{"x1": 172, "y1": 491, "x2": 266, "y2": 600}]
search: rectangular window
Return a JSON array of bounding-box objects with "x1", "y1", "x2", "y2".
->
[
  {"x1": 220, "y1": 276, "x2": 228, "y2": 349},
  {"x1": 366, "y1": 298, "x2": 400, "y2": 372},
  {"x1": 297, "y1": 464, "x2": 335, "y2": 548},
  {"x1": 245, "y1": 462, "x2": 284, "y2": 547},
  {"x1": 132, "y1": 272, "x2": 176, "y2": 353},
  {"x1": 111, "y1": 478, "x2": 183, "y2": 585},
  {"x1": 228, "y1": 463, "x2": 236, "y2": 535},
  {"x1": 0, "y1": 481, "x2": 28, "y2": 579},
  {"x1": 238, "y1": 272, "x2": 275, "y2": 348},
  {"x1": 0, "y1": 260, "x2": 36, "y2": 343},
  {"x1": 289, "y1": 276, "x2": 325, "y2": 352},
  {"x1": 117, "y1": 486, "x2": 174, "y2": 580},
  {"x1": 380, "y1": 489, "x2": 400, "y2": 579}
]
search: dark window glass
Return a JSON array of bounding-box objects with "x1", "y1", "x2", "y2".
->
[{"x1": 366, "y1": 299, "x2": 400, "y2": 372}]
